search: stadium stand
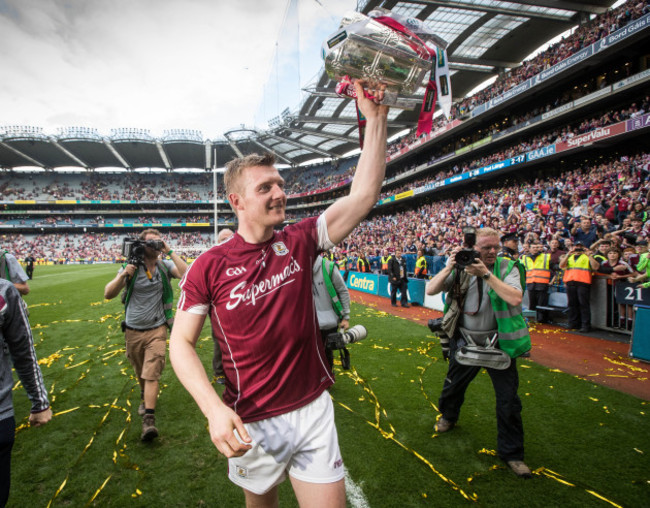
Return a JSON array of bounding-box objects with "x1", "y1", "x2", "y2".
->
[{"x1": 1, "y1": 0, "x2": 649, "y2": 334}]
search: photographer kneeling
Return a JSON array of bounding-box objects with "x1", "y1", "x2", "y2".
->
[
  {"x1": 104, "y1": 229, "x2": 188, "y2": 441},
  {"x1": 426, "y1": 227, "x2": 532, "y2": 478}
]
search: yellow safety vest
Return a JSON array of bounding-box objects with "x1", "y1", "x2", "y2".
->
[
  {"x1": 523, "y1": 254, "x2": 551, "y2": 284},
  {"x1": 563, "y1": 254, "x2": 592, "y2": 284}
]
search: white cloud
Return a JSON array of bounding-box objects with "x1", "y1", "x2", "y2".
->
[{"x1": 0, "y1": 0, "x2": 356, "y2": 137}]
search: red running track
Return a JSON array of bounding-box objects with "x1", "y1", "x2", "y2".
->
[{"x1": 349, "y1": 289, "x2": 649, "y2": 401}]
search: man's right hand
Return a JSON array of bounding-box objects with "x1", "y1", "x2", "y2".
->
[
  {"x1": 445, "y1": 247, "x2": 462, "y2": 268},
  {"x1": 208, "y1": 405, "x2": 253, "y2": 458}
]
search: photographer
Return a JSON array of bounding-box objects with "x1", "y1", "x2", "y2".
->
[
  {"x1": 426, "y1": 227, "x2": 532, "y2": 478},
  {"x1": 312, "y1": 254, "x2": 351, "y2": 373},
  {"x1": 104, "y1": 229, "x2": 188, "y2": 442},
  {"x1": 559, "y1": 242, "x2": 600, "y2": 333}
]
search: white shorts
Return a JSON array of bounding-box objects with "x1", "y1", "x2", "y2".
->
[{"x1": 227, "y1": 391, "x2": 344, "y2": 495}]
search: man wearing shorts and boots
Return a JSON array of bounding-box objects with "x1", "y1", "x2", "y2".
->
[
  {"x1": 170, "y1": 80, "x2": 388, "y2": 507},
  {"x1": 104, "y1": 229, "x2": 188, "y2": 441}
]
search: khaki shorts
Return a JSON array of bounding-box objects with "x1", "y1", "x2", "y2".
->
[
  {"x1": 124, "y1": 325, "x2": 167, "y2": 381},
  {"x1": 228, "y1": 391, "x2": 344, "y2": 495}
]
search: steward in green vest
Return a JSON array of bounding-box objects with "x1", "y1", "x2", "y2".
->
[
  {"x1": 414, "y1": 250, "x2": 428, "y2": 279},
  {"x1": 380, "y1": 249, "x2": 392, "y2": 275}
]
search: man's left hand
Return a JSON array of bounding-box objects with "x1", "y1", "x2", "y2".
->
[
  {"x1": 29, "y1": 407, "x2": 52, "y2": 427},
  {"x1": 339, "y1": 319, "x2": 350, "y2": 331}
]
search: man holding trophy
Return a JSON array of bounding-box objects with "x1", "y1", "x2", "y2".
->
[{"x1": 170, "y1": 9, "x2": 451, "y2": 507}]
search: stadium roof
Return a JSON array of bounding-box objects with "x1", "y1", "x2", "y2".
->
[{"x1": 0, "y1": 0, "x2": 616, "y2": 171}]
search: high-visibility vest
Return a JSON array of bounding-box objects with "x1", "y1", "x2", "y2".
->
[
  {"x1": 488, "y1": 258, "x2": 532, "y2": 359},
  {"x1": 357, "y1": 257, "x2": 370, "y2": 273},
  {"x1": 381, "y1": 256, "x2": 391, "y2": 272},
  {"x1": 593, "y1": 253, "x2": 609, "y2": 277},
  {"x1": 522, "y1": 253, "x2": 551, "y2": 284},
  {"x1": 336, "y1": 257, "x2": 347, "y2": 271},
  {"x1": 414, "y1": 256, "x2": 427, "y2": 277},
  {"x1": 443, "y1": 257, "x2": 531, "y2": 359},
  {"x1": 563, "y1": 254, "x2": 592, "y2": 284}
]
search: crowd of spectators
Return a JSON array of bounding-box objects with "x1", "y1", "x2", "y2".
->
[
  {"x1": 380, "y1": 96, "x2": 649, "y2": 201},
  {"x1": 387, "y1": 0, "x2": 650, "y2": 156},
  {"x1": 342, "y1": 153, "x2": 650, "y2": 266},
  {"x1": 1, "y1": 231, "x2": 212, "y2": 263},
  {"x1": 5, "y1": 151, "x2": 648, "y2": 268}
]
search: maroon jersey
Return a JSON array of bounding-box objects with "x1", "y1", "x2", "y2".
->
[{"x1": 178, "y1": 216, "x2": 334, "y2": 423}]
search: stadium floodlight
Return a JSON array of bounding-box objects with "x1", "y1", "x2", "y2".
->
[
  {"x1": 1, "y1": 125, "x2": 47, "y2": 141},
  {"x1": 162, "y1": 129, "x2": 203, "y2": 143},
  {"x1": 56, "y1": 126, "x2": 102, "y2": 141},
  {"x1": 110, "y1": 128, "x2": 154, "y2": 142}
]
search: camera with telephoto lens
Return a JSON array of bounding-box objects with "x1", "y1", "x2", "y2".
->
[
  {"x1": 428, "y1": 317, "x2": 450, "y2": 361},
  {"x1": 455, "y1": 226, "x2": 480, "y2": 269},
  {"x1": 326, "y1": 324, "x2": 368, "y2": 350},
  {"x1": 122, "y1": 237, "x2": 164, "y2": 266},
  {"x1": 325, "y1": 325, "x2": 368, "y2": 370}
]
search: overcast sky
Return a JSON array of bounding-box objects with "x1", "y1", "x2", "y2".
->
[{"x1": 0, "y1": 0, "x2": 357, "y2": 138}]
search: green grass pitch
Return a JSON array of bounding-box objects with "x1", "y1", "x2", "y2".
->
[{"x1": 8, "y1": 264, "x2": 650, "y2": 507}]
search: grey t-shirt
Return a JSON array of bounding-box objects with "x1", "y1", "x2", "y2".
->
[
  {"x1": 0, "y1": 252, "x2": 29, "y2": 284},
  {"x1": 444, "y1": 263, "x2": 522, "y2": 332},
  {"x1": 120, "y1": 260, "x2": 176, "y2": 329}
]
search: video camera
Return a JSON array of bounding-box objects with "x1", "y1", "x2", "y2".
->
[
  {"x1": 122, "y1": 237, "x2": 164, "y2": 266},
  {"x1": 325, "y1": 325, "x2": 368, "y2": 370},
  {"x1": 455, "y1": 226, "x2": 480, "y2": 269}
]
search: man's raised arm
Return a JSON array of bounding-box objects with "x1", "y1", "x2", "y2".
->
[{"x1": 324, "y1": 81, "x2": 389, "y2": 245}]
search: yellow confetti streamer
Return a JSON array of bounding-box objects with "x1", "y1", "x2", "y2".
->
[
  {"x1": 336, "y1": 368, "x2": 478, "y2": 503},
  {"x1": 53, "y1": 407, "x2": 80, "y2": 416},
  {"x1": 65, "y1": 359, "x2": 90, "y2": 369},
  {"x1": 39, "y1": 353, "x2": 64, "y2": 367},
  {"x1": 603, "y1": 356, "x2": 648, "y2": 373},
  {"x1": 86, "y1": 475, "x2": 112, "y2": 505},
  {"x1": 537, "y1": 468, "x2": 623, "y2": 506},
  {"x1": 47, "y1": 475, "x2": 69, "y2": 508}
]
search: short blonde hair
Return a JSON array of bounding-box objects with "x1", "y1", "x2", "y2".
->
[
  {"x1": 224, "y1": 153, "x2": 276, "y2": 198},
  {"x1": 476, "y1": 227, "x2": 499, "y2": 240}
]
